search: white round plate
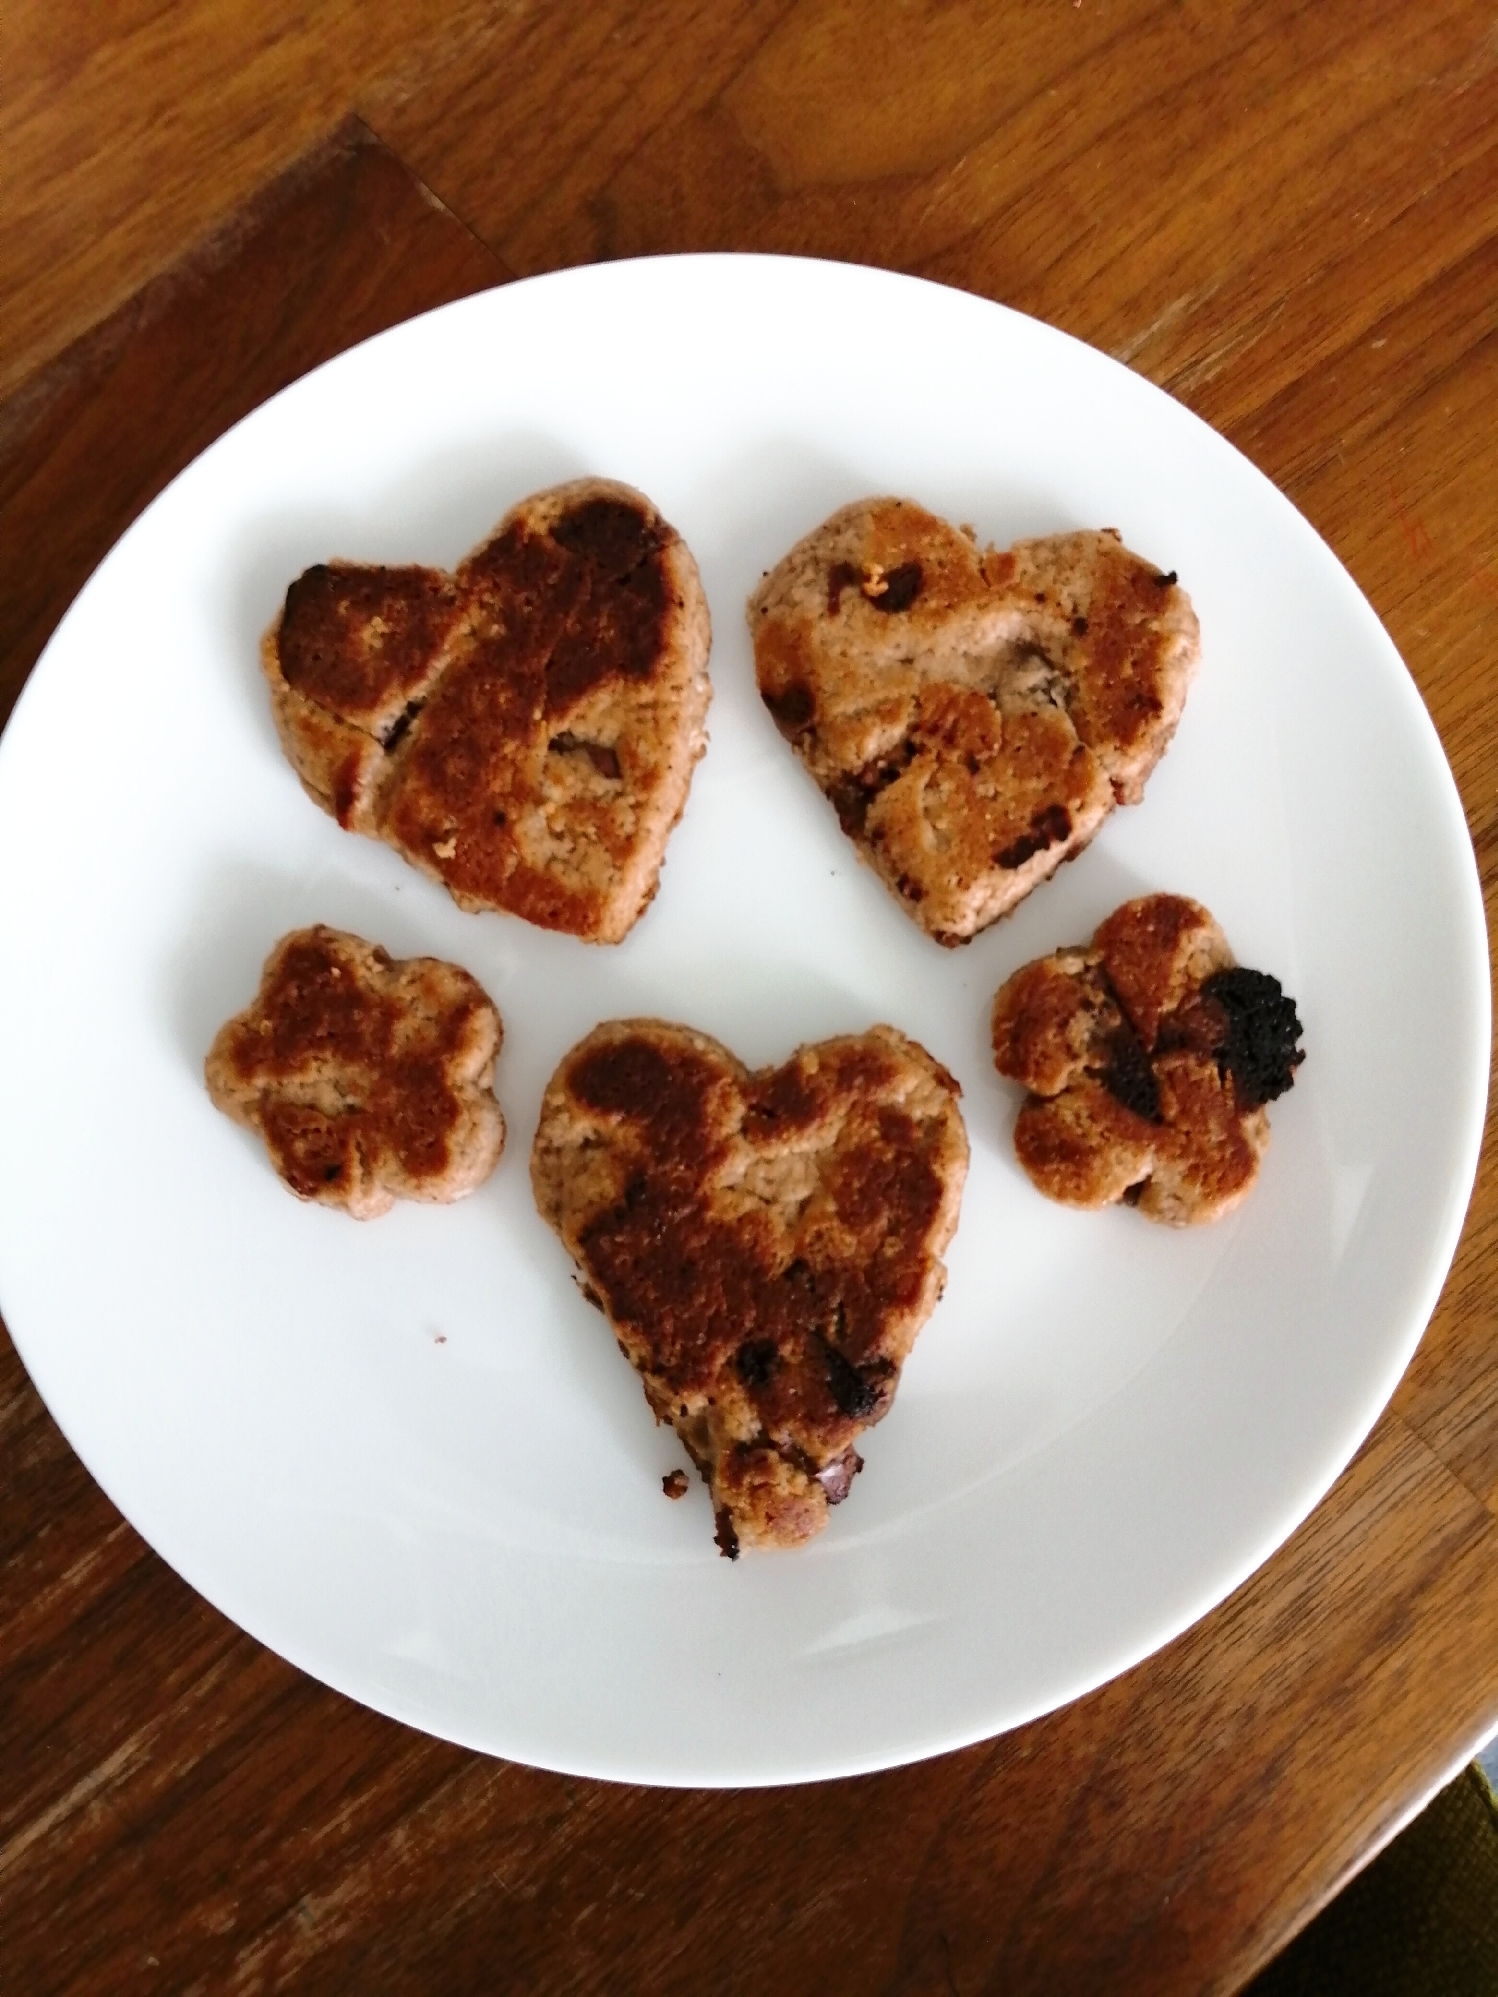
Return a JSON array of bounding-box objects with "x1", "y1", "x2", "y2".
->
[{"x1": 0, "y1": 257, "x2": 1486, "y2": 1787}]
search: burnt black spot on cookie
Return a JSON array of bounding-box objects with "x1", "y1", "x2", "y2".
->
[
  {"x1": 825, "y1": 1345, "x2": 886, "y2": 1419},
  {"x1": 996, "y1": 802, "x2": 1072, "y2": 870},
  {"x1": 736, "y1": 1339, "x2": 779, "y2": 1387},
  {"x1": 831, "y1": 736, "x2": 922, "y2": 835},
  {"x1": 828, "y1": 734, "x2": 920, "y2": 837},
  {"x1": 827, "y1": 561, "x2": 862, "y2": 615},
  {"x1": 1101, "y1": 1018, "x2": 1161, "y2": 1122},
  {"x1": 1201, "y1": 967, "x2": 1305, "y2": 1108},
  {"x1": 869, "y1": 561, "x2": 923, "y2": 612},
  {"x1": 764, "y1": 680, "x2": 815, "y2": 735},
  {"x1": 827, "y1": 777, "x2": 870, "y2": 836}
]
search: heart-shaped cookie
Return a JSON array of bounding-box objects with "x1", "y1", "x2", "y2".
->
[
  {"x1": 749, "y1": 498, "x2": 1199, "y2": 944},
  {"x1": 205, "y1": 925, "x2": 505, "y2": 1219},
  {"x1": 263, "y1": 480, "x2": 712, "y2": 944},
  {"x1": 531, "y1": 1019, "x2": 969, "y2": 1555}
]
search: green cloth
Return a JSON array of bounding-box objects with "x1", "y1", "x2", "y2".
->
[{"x1": 1248, "y1": 1763, "x2": 1498, "y2": 1996}]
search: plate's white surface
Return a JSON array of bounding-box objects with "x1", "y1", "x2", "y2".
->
[{"x1": 0, "y1": 256, "x2": 1486, "y2": 1787}]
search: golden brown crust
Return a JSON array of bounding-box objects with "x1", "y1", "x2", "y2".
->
[
  {"x1": 991, "y1": 894, "x2": 1305, "y2": 1224},
  {"x1": 748, "y1": 499, "x2": 1199, "y2": 943},
  {"x1": 263, "y1": 480, "x2": 712, "y2": 945},
  {"x1": 531, "y1": 1019, "x2": 969, "y2": 1554},
  {"x1": 205, "y1": 926, "x2": 505, "y2": 1219}
]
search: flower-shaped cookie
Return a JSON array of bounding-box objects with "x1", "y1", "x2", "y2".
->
[
  {"x1": 206, "y1": 926, "x2": 504, "y2": 1219},
  {"x1": 991, "y1": 895, "x2": 1303, "y2": 1223}
]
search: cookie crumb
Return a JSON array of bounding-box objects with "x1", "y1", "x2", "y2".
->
[{"x1": 662, "y1": 1469, "x2": 690, "y2": 1499}]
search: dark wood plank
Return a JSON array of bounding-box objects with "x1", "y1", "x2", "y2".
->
[
  {"x1": 0, "y1": 116, "x2": 512, "y2": 734},
  {"x1": 0, "y1": 0, "x2": 517, "y2": 400}
]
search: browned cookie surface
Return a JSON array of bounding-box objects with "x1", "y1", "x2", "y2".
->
[
  {"x1": 531, "y1": 1019, "x2": 969, "y2": 1555},
  {"x1": 749, "y1": 499, "x2": 1199, "y2": 943},
  {"x1": 991, "y1": 895, "x2": 1304, "y2": 1224},
  {"x1": 205, "y1": 926, "x2": 505, "y2": 1219},
  {"x1": 264, "y1": 480, "x2": 712, "y2": 944}
]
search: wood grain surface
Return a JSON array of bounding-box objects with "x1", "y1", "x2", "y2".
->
[
  {"x1": 0, "y1": 0, "x2": 521, "y2": 402},
  {"x1": 2, "y1": 6, "x2": 1496, "y2": 1992}
]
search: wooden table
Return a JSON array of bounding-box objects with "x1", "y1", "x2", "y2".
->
[{"x1": 3, "y1": 8, "x2": 1496, "y2": 1991}]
